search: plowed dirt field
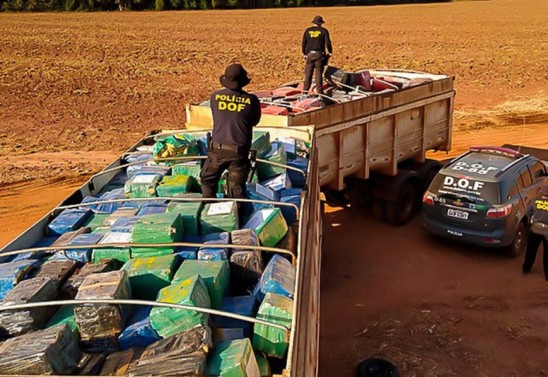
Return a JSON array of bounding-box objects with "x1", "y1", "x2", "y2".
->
[{"x1": 1, "y1": 0, "x2": 547, "y2": 375}]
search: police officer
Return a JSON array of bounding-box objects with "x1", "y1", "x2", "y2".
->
[
  {"x1": 522, "y1": 185, "x2": 548, "y2": 279},
  {"x1": 301, "y1": 15, "x2": 333, "y2": 95},
  {"x1": 201, "y1": 63, "x2": 261, "y2": 199}
]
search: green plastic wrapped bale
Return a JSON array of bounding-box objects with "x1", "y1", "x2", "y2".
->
[
  {"x1": 47, "y1": 305, "x2": 78, "y2": 334},
  {"x1": 172, "y1": 260, "x2": 229, "y2": 309},
  {"x1": 243, "y1": 208, "x2": 288, "y2": 247},
  {"x1": 172, "y1": 161, "x2": 202, "y2": 178},
  {"x1": 150, "y1": 275, "x2": 211, "y2": 339},
  {"x1": 254, "y1": 351, "x2": 272, "y2": 377},
  {"x1": 167, "y1": 201, "x2": 203, "y2": 237},
  {"x1": 253, "y1": 293, "x2": 293, "y2": 358},
  {"x1": 200, "y1": 202, "x2": 239, "y2": 235},
  {"x1": 257, "y1": 144, "x2": 286, "y2": 181},
  {"x1": 252, "y1": 131, "x2": 271, "y2": 158},
  {"x1": 84, "y1": 213, "x2": 110, "y2": 231},
  {"x1": 92, "y1": 231, "x2": 132, "y2": 264},
  {"x1": 130, "y1": 213, "x2": 183, "y2": 258},
  {"x1": 124, "y1": 174, "x2": 161, "y2": 199},
  {"x1": 157, "y1": 175, "x2": 201, "y2": 197},
  {"x1": 153, "y1": 134, "x2": 202, "y2": 159},
  {"x1": 122, "y1": 254, "x2": 180, "y2": 300},
  {"x1": 205, "y1": 338, "x2": 260, "y2": 377}
]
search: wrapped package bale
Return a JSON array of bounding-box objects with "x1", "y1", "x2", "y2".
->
[
  {"x1": 241, "y1": 185, "x2": 274, "y2": 226},
  {"x1": 152, "y1": 134, "x2": 202, "y2": 159},
  {"x1": 124, "y1": 174, "x2": 162, "y2": 199},
  {"x1": 118, "y1": 306, "x2": 161, "y2": 350},
  {"x1": 230, "y1": 229, "x2": 263, "y2": 290},
  {"x1": 0, "y1": 324, "x2": 81, "y2": 375},
  {"x1": 200, "y1": 201, "x2": 239, "y2": 235},
  {"x1": 11, "y1": 237, "x2": 58, "y2": 262},
  {"x1": 157, "y1": 175, "x2": 200, "y2": 197},
  {"x1": 54, "y1": 233, "x2": 104, "y2": 264},
  {"x1": 83, "y1": 213, "x2": 110, "y2": 231},
  {"x1": 47, "y1": 208, "x2": 92, "y2": 237},
  {"x1": 215, "y1": 295, "x2": 258, "y2": 337},
  {"x1": 251, "y1": 130, "x2": 271, "y2": 158},
  {"x1": 92, "y1": 227, "x2": 111, "y2": 235},
  {"x1": 83, "y1": 188, "x2": 125, "y2": 214},
  {"x1": 121, "y1": 254, "x2": 179, "y2": 300},
  {"x1": 172, "y1": 260, "x2": 229, "y2": 309},
  {"x1": 243, "y1": 208, "x2": 288, "y2": 247},
  {"x1": 92, "y1": 231, "x2": 132, "y2": 264},
  {"x1": 254, "y1": 351, "x2": 272, "y2": 377},
  {"x1": 0, "y1": 259, "x2": 39, "y2": 299},
  {"x1": 167, "y1": 201, "x2": 203, "y2": 237},
  {"x1": 0, "y1": 277, "x2": 58, "y2": 337},
  {"x1": 77, "y1": 353, "x2": 106, "y2": 375},
  {"x1": 74, "y1": 270, "x2": 132, "y2": 341},
  {"x1": 175, "y1": 246, "x2": 198, "y2": 261},
  {"x1": 276, "y1": 225, "x2": 298, "y2": 256},
  {"x1": 47, "y1": 305, "x2": 78, "y2": 334},
  {"x1": 172, "y1": 161, "x2": 202, "y2": 178},
  {"x1": 255, "y1": 255, "x2": 295, "y2": 300},
  {"x1": 127, "y1": 166, "x2": 170, "y2": 180},
  {"x1": 128, "y1": 325, "x2": 211, "y2": 377},
  {"x1": 261, "y1": 172, "x2": 292, "y2": 193},
  {"x1": 205, "y1": 338, "x2": 260, "y2": 377},
  {"x1": 279, "y1": 189, "x2": 302, "y2": 225},
  {"x1": 81, "y1": 338, "x2": 119, "y2": 354},
  {"x1": 287, "y1": 157, "x2": 308, "y2": 188},
  {"x1": 198, "y1": 248, "x2": 229, "y2": 261},
  {"x1": 150, "y1": 275, "x2": 210, "y2": 338},
  {"x1": 247, "y1": 182, "x2": 279, "y2": 202},
  {"x1": 257, "y1": 143, "x2": 286, "y2": 181},
  {"x1": 111, "y1": 216, "x2": 140, "y2": 233},
  {"x1": 275, "y1": 137, "x2": 298, "y2": 160},
  {"x1": 61, "y1": 259, "x2": 117, "y2": 299},
  {"x1": 253, "y1": 293, "x2": 293, "y2": 359},
  {"x1": 130, "y1": 213, "x2": 183, "y2": 258},
  {"x1": 103, "y1": 208, "x2": 139, "y2": 227},
  {"x1": 99, "y1": 349, "x2": 142, "y2": 376},
  {"x1": 34, "y1": 259, "x2": 78, "y2": 287},
  {"x1": 136, "y1": 203, "x2": 167, "y2": 216},
  {"x1": 214, "y1": 328, "x2": 244, "y2": 345},
  {"x1": 204, "y1": 231, "x2": 230, "y2": 244}
]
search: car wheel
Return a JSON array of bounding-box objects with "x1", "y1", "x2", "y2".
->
[{"x1": 506, "y1": 222, "x2": 527, "y2": 257}]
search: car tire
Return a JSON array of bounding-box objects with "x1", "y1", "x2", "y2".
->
[
  {"x1": 505, "y1": 221, "x2": 527, "y2": 257},
  {"x1": 384, "y1": 181, "x2": 418, "y2": 226}
]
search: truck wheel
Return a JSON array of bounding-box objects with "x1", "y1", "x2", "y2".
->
[
  {"x1": 384, "y1": 182, "x2": 418, "y2": 226},
  {"x1": 505, "y1": 221, "x2": 527, "y2": 257},
  {"x1": 372, "y1": 199, "x2": 387, "y2": 221}
]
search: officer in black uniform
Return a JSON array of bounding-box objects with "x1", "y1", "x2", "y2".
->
[
  {"x1": 523, "y1": 185, "x2": 548, "y2": 279},
  {"x1": 201, "y1": 63, "x2": 261, "y2": 199},
  {"x1": 301, "y1": 15, "x2": 333, "y2": 95}
]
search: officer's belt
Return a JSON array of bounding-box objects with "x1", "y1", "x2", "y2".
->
[{"x1": 211, "y1": 141, "x2": 245, "y2": 153}]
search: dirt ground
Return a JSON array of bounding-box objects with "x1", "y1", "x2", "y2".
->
[{"x1": 1, "y1": 0, "x2": 548, "y2": 375}]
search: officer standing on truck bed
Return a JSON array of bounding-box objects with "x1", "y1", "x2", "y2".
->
[
  {"x1": 201, "y1": 63, "x2": 262, "y2": 199},
  {"x1": 302, "y1": 15, "x2": 333, "y2": 95},
  {"x1": 522, "y1": 185, "x2": 548, "y2": 280}
]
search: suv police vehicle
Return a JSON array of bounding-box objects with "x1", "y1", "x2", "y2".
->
[{"x1": 422, "y1": 146, "x2": 548, "y2": 256}]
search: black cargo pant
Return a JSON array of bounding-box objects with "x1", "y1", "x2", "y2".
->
[
  {"x1": 303, "y1": 51, "x2": 325, "y2": 94},
  {"x1": 522, "y1": 232, "x2": 548, "y2": 279},
  {"x1": 200, "y1": 148, "x2": 250, "y2": 199}
]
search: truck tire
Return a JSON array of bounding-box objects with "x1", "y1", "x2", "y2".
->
[
  {"x1": 384, "y1": 181, "x2": 418, "y2": 226},
  {"x1": 505, "y1": 221, "x2": 527, "y2": 257},
  {"x1": 372, "y1": 199, "x2": 387, "y2": 221},
  {"x1": 403, "y1": 159, "x2": 442, "y2": 193}
]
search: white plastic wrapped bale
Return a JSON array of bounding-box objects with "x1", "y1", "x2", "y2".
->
[
  {"x1": 0, "y1": 324, "x2": 81, "y2": 375},
  {"x1": 128, "y1": 326, "x2": 212, "y2": 377},
  {"x1": 0, "y1": 277, "x2": 58, "y2": 337},
  {"x1": 74, "y1": 270, "x2": 133, "y2": 341}
]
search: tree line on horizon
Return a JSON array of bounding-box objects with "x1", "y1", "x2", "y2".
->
[{"x1": 0, "y1": 0, "x2": 450, "y2": 12}]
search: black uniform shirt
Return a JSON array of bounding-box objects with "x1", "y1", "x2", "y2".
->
[
  {"x1": 302, "y1": 26, "x2": 333, "y2": 55},
  {"x1": 532, "y1": 196, "x2": 548, "y2": 237},
  {"x1": 210, "y1": 88, "x2": 261, "y2": 149}
]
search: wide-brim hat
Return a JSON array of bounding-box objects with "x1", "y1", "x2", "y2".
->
[
  {"x1": 219, "y1": 63, "x2": 251, "y2": 90},
  {"x1": 312, "y1": 15, "x2": 325, "y2": 24}
]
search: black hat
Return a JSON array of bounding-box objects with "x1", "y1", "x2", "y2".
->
[
  {"x1": 312, "y1": 15, "x2": 325, "y2": 25},
  {"x1": 219, "y1": 63, "x2": 251, "y2": 90}
]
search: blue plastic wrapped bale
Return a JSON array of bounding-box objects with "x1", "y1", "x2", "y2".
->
[
  {"x1": 243, "y1": 208, "x2": 288, "y2": 247},
  {"x1": 173, "y1": 260, "x2": 229, "y2": 309},
  {"x1": 52, "y1": 233, "x2": 104, "y2": 264},
  {"x1": 47, "y1": 208, "x2": 92, "y2": 237},
  {"x1": 261, "y1": 172, "x2": 292, "y2": 193},
  {"x1": 253, "y1": 293, "x2": 293, "y2": 359},
  {"x1": 200, "y1": 202, "x2": 239, "y2": 235},
  {"x1": 175, "y1": 246, "x2": 198, "y2": 261},
  {"x1": 255, "y1": 254, "x2": 295, "y2": 300},
  {"x1": 111, "y1": 216, "x2": 140, "y2": 233},
  {"x1": 118, "y1": 306, "x2": 161, "y2": 350},
  {"x1": 88, "y1": 188, "x2": 126, "y2": 213},
  {"x1": 275, "y1": 137, "x2": 298, "y2": 160},
  {"x1": 247, "y1": 182, "x2": 279, "y2": 202},
  {"x1": 287, "y1": 157, "x2": 308, "y2": 188},
  {"x1": 103, "y1": 208, "x2": 139, "y2": 227},
  {"x1": 11, "y1": 237, "x2": 57, "y2": 262},
  {"x1": 252, "y1": 130, "x2": 271, "y2": 158},
  {"x1": 137, "y1": 203, "x2": 168, "y2": 216},
  {"x1": 0, "y1": 259, "x2": 39, "y2": 299},
  {"x1": 280, "y1": 190, "x2": 302, "y2": 225},
  {"x1": 108, "y1": 171, "x2": 129, "y2": 186},
  {"x1": 198, "y1": 248, "x2": 229, "y2": 261},
  {"x1": 215, "y1": 295, "x2": 258, "y2": 337},
  {"x1": 205, "y1": 338, "x2": 260, "y2": 377},
  {"x1": 127, "y1": 165, "x2": 171, "y2": 179},
  {"x1": 257, "y1": 143, "x2": 287, "y2": 181}
]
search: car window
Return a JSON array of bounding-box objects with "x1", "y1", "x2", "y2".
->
[
  {"x1": 519, "y1": 167, "x2": 533, "y2": 187},
  {"x1": 429, "y1": 173, "x2": 500, "y2": 204},
  {"x1": 529, "y1": 161, "x2": 546, "y2": 180},
  {"x1": 503, "y1": 182, "x2": 519, "y2": 202}
]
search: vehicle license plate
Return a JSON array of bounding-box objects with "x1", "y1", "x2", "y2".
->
[{"x1": 447, "y1": 208, "x2": 469, "y2": 220}]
